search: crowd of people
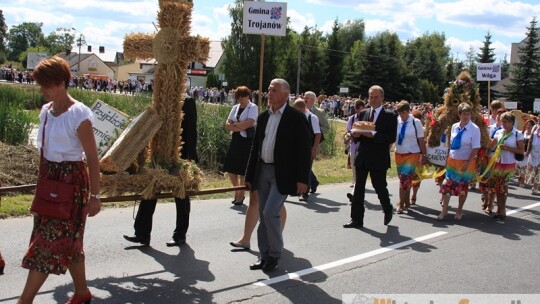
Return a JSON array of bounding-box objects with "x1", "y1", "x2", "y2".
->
[{"x1": 3, "y1": 58, "x2": 539, "y2": 301}]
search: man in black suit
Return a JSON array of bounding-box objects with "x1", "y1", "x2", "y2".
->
[
  {"x1": 123, "y1": 97, "x2": 198, "y2": 247},
  {"x1": 344, "y1": 85, "x2": 397, "y2": 228},
  {"x1": 245, "y1": 79, "x2": 311, "y2": 272}
]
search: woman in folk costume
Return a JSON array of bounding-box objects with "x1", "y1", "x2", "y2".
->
[
  {"x1": 437, "y1": 103, "x2": 481, "y2": 221},
  {"x1": 394, "y1": 101, "x2": 427, "y2": 213},
  {"x1": 483, "y1": 112, "x2": 524, "y2": 220},
  {"x1": 526, "y1": 119, "x2": 540, "y2": 194},
  {"x1": 516, "y1": 119, "x2": 534, "y2": 188}
]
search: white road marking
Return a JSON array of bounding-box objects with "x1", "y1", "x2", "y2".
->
[
  {"x1": 506, "y1": 202, "x2": 540, "y2": 215},
  {"x1": 253, "y1": 201, "x2": 540, "y2": 287},
  {"x1": 253, "y1": 231, "x2": 448, "y2": 287}
]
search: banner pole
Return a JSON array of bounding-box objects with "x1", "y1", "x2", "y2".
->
[
  {"x1": 258, "y1": 34, "x2": 266, "y2": 110},
  {"x1": 488, "y1": 80, "x2": 491, "y2": 105}
]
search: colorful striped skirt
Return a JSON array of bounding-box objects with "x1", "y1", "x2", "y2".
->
[
  {"x1": 22, "y1": 159, "x2": 89, "y2": 275},
  {"x1": 395, "y1": 152, "x2": 421, "y2": 191},
  {"x1": 480, "y1": 162, "x2": 515, "y2": 194},
  {"x1": 439, "y1": 157, "x2": 476, "y2": 196}
]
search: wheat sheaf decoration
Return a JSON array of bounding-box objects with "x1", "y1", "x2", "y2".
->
[
  {"x1": 100, "y1": 0, "x2": 209, "y2": 199},
  {"x1": 425, "y1": 71, "x2": 490, "y2": 149}
]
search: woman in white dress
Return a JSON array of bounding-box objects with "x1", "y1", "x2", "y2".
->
[
  {"x1": 526, "y1": 120, "x2": 540, "y2": 194},
  {"x1": 516, "y1": 120, "x2": 534, "y2": 187}
]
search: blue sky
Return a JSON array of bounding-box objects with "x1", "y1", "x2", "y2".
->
[{"x1": 4, "y1": 0, "x2": 540, "y2": 62}]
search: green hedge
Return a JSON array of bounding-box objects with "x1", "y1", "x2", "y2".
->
[{"x1": 0, "y1": 84, "x2": 336, "y2": 170}]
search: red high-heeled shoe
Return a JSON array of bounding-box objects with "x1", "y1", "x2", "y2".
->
[
  {"x1": 0, "y1": 258, "x2": 5, "y2": 275},
  {"x1": 65, "y1": 291, "x2": 92, "y2": 304}
]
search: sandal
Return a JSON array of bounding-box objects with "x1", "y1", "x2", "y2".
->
[
  {"x1": 410, "y1": 198, "x2": 416, "y2": 206},
  {"x1": 396, "y1": 208, "x2": 404, "y2": 214}
]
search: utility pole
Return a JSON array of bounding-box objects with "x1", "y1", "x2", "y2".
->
[
  {"x1": 296, "y1": 45, "x2": 301, "y2": 96},
  {"x1": 77, "y1": 34, "x2": 84, "y2": 76}
]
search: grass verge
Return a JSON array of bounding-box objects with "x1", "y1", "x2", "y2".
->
[{"x1": 0, "y1": 119, "x2": 398, "y2": 218}]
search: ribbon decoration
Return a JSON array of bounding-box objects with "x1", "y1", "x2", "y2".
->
[
  {"x1": 414, "y1": 163, "x2": 446, "y2": 183},
  {"x1": 474, "y1": 131, "x2": 513, "y2": 183}
]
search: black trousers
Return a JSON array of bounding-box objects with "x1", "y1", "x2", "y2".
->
[
  {"x1": 134, "y1": 197, "x2": 191, "y2": 241},
  {"x1": 351, "y1": 164, "x2": 392, "y2": 223}
]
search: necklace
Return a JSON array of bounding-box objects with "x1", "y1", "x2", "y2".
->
[{"x1": 50, "y1": 100, "x2": 71, "y2": 116}]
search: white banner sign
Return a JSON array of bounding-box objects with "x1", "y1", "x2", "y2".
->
[
  {"x1": 26, "y1": 53, "x2": 48, "y2": 70},
  {"x1": 477, "y1": 63, "x2": 501, "y2": 81},
  {"x1": 90, "y1": 100, "x2": 130, "y2": 158},
  {"x1": 243, "y1": 1, "x2": 287, "y2": 36},
  {"x1": 534, "y1": 99, "x2": 540, "y2": 113},
  {"x1": 505, "y1": 101, "x2": 518, "y2": 109},
  {"x1": 339, "y1": 87, "x2": 349, "y2": 93}
]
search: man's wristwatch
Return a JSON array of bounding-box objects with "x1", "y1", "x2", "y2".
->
[{"x1": 90, "y1": 194, "x2": 101, "y2": 200}]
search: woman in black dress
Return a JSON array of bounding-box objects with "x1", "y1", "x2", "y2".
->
[{"x1": 223, "y1": 86, "x2": 258, "y2": 205}]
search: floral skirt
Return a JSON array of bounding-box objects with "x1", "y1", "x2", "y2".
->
[
  {"x1": 22, "y1": 159, "x2": 88, "y2": 275},
  {"x1": 439, "y1": 157, "x2": 476, "y2": 196},
  {"x1": 395, "y1": 152, "x2": 421, "y2": 191},
  {"x1": 480, "y1": 162, "x2": 515, "y2": 194},
  {"x1": 526, "y1": 164, "x2": 540, "y2": 186}
]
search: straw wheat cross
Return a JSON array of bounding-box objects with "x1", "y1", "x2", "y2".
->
[{"x1": 123, "y1": 0, "x2": 209, "y2": 165}]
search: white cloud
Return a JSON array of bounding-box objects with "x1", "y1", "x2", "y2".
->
[
  {"x1": 287, "y1": 9, "x2": 317, "y2": 32},
  {"x1": 435, "y1": 0, "x2": 540, "y2": 39},
  {"x1": 306, "y1": 0, "x2": 436, "y2": 18},
  {"x1": 445, "y1": 37, "x2": 510, "y2": 62}
]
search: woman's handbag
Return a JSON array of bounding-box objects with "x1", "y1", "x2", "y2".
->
[
  {"x1": 514, "y1": 132, "x2": 525, "y2": 161},
  {"x1": 245, "y1": 126, "x2": 255, "y2": 138},
  {"x1": 31, "y1": 178, "x2": 76, "y2": 220},
  {"x1": 30, "y1": 106, "x2": 75, "y2": 220}
]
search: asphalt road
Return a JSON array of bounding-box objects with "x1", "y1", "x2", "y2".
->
[{"x1": 1, "y1": 177, "x2": 539, "y2": 304}]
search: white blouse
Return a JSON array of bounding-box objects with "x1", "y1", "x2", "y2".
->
[
  {"x1": 227, "y1": 102, "x2": 258, "y2": 138},
  {"x1": 395, "y1": 115, "x2": 424, "y2": 154},
  {"x1": 37, "y1": 101, "x2": 94, "y2": 162},
  {"x1": 493, "y1": 128, "x2": 523, "y2": 164},
  {"x1": 449, "y1": 120, "x2": 481, "y2": 160}
]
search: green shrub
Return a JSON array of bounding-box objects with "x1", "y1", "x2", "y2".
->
[
  {"x1": 196, "y1": 102, "x2": 231, "y2": 170},
  {"x1": 0, "y1": 101, "x2": 34, "y2": 145}
]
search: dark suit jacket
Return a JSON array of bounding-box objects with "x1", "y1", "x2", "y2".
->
[
  {"x1": 355, "y1": 107, "x2": 397, "y2": 170},
  {"x1": 245, "y1": 104, "x2": 311, "y2": 195},
  {"x1": 181, "y1": 97, "x2": 198, "y2": 162}
]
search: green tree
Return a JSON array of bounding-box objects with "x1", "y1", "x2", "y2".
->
[
  {"x1": 465, "y1": 45, "x2": 477, "y2": 80},
  {"x1": 299, "y1": 26, "x2": 326, "y2": 93},
  {"x1": 6, "y1": 22, "x2": 44, "y2": 61},
  {"x1": 324, "y1": 19, "x2": 343, "y2": 95},
  {"x1": 500, "y1": 54, "x2": 510, "y2": 79},
  {"x1": 505, "y1": 17, "x2": 540, "y2": 112},
  {"x1": 403, "y1": 32, "x2": 450, "y2": 102},
  {"x1": 476, "y1": 31, "x2": 497, "y2": 105},
  {"x1": 341, "y1": 40, "x2": 364, "y2": 96},
  {"x1": 341, "y1": 32, "x2": 404, "y2": 100},
  {"x1": 43, "y1": 27, "x2": 77, "y2": 55},
  {"x1": 0, "y1": 10, "x2": 7, "y2": 63},
  {"x1": 337, "y1": 19, "x2": 365, "y2": 52},
  {"x1": 220, "y1": 0, "x2": 293, "y2": 91},
  {"x1": 221, "y1": 0, "x2": 262, "y2": 90}
]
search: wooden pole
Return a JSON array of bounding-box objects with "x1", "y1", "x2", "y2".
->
[
  {"x1": 0, "y1": 185, "x2": 249, "y2": 203},
  {"x1": 258, "y1": 34, "x2": 265, "y2": 110},
  {"x1": 488, "y1": 80, "x2": 491, "y2": 105}
]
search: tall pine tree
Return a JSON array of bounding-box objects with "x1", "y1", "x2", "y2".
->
[
  {"x1": 505, "y1": 17, "x2": 540, "y2": 112},
  {"x1": 324, "y1": 19, "x2": 343, "y2": 95},
  {"x1": 476, "y1": 31, "x2": 497, "y2": 105}
]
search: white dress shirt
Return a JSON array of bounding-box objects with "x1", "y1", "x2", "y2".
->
[
  {"x1": 449, "y1": 120, "x2": 481, "y2": 160},
  {"x1": 260, "y1": 102, "x2": 287, "y2": 163}
]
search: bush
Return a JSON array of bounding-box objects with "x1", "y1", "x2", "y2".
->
[
  {"x1": 0, "y1": 101, "x2": 34, "y2": 145},
  {"x1": 196, "y1": 102, "x2": 231, "y2": 170}
]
